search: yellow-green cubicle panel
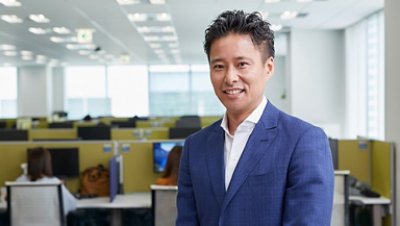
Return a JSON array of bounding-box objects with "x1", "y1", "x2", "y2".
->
[
  {"x1": 0, "y1": 141, "x2": 114, "y2": 193},
  {"x1": 112, "y1": 128, "x2": 169, "y2": 140},
  {"x1": 29, "y1": 128, "x2": 77, "y2": 141},
  {"x1": 371, "y1": 141, "x2": 394, "y2": 226},
  {"x1": 121, "y1": 141, "x2": 160, "y2": 192},
  {"x1": 136, "y1": 119, "x2": 176, "y2": 128},
  {"x1": 338, "y1": 140, "x2": 371, "y2": 184},
  {"x1": 201, "y1": 116, "x2": 221, "y2": 127}
]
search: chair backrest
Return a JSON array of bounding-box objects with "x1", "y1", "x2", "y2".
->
[
  {"x1": 151, "y1": 185, "x2": 178, "y2": 226},
  {"x1": 6, "y1": 181, "x2": 65, "y2": 226},
  {"x1": 175, "y1": 116, "x2": 201, "y2": 128}
]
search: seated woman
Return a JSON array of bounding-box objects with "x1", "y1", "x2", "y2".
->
[
  {"x1": 16, "y1": 147, "x2": 77, "y2": 215},
  {"x1": 155, "y1": 145, "x2": 183, "y2": 186}
]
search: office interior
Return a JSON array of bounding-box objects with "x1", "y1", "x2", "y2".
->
[{"x1": 0, "y1": 0, "x2": 399, "y2": 225}]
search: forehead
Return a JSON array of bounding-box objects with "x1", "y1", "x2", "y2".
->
[{"x1": 209, "y1": 33, "x2": 262, "y2": 61}]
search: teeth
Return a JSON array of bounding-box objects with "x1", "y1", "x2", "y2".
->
[{"x1": 225, "y1": 89, "x2": 242, "y2": 95}]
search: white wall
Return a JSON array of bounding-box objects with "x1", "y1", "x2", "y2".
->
[
  {"x1": 265, "y1": 56, "x2": 289, "y2": 113},
  {"x1": 385, "y1": 0, "x2": 400, "y2": 224},
  {"x1": 17, "y1": 66, "x2": 52, "y2": 117},
  {"x1": 288, "y1": 30, "x2": 345, "y2": 138},
  {"x1": 52, "y1": 67, "x2": 65, "y2": 112}
]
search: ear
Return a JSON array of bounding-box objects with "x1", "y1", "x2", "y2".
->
[{"x1": 264, "y1": 57, "x2": 274, "y2": 80}]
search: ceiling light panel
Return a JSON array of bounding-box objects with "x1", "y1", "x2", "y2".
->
[
  {"x1": 29, "y1": 14, "x2": 50, "y2": 23},
  {"x1": 0, "y1": 0, "x2": 21, "y2": 7},
  {"x1": 116, "y1": 0, "x2": 140, "y2": 5},
  {"x1": 149, "y1": 0, "x2": 165, "y2": 5},
  {"x1": 3, "y1": 51, "x2": 18, "y2": 56},
  {"x1": 137, "y1": 26, "x2": 175, "y2": 33},
  {"x1": 1, "y1": 15, "x2": 23, "y2": 23},
  {"x1": 280, "y1": 11, "x2": 298, "y2": 20},
  {"x1": 0, "y1": 44, "x2": 16, "y2": 51},
  {"x1": 128, "y1": 13, "x2": 148, "y2": 22},
  {"x1": 53, "y1": 27, "x2": 71, "y2": 34},
  {"x1": 29, "y1": 27, "x2": 51, "y2": 35}
]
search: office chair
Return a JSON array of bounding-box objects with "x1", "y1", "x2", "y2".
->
[
  {"x1": 151, "y1": 185, "x2": 178, "y2": 226},
  {"x1": 6, "y1": 181, "x2": 66, "y2": 226}
]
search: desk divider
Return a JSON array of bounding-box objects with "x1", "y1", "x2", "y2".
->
[{"x1": 338, "y1": 140, "x2": 371, "y2": 184}]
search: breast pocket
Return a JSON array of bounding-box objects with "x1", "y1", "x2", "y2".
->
[{"x1": 247, "y1": 171, "x2": 275, "y2": 187}]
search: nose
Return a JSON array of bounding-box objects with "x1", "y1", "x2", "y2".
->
[{"x1": 224, "y1": 66, "x2": 239, "y2": 85}]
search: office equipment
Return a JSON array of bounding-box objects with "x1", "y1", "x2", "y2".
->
[
  {"x1": 6, "y1": 181, "x2": 65, "y2": 226},
  {"x1": 109, "y1": 155, "x2": 121, "y2": 202},
  {"x1": 168, "y1": 127, "x2": 201, "y2": 139},
  {"x1": 77, "y1": 126, "x2": 111, "y2": 140},
  {"x1": 0, "y1": 122, "x2": 6, "y2": 129},
  {"x1": 27, "y1": 147, "x2": 80, "y2": 178},
  {"x1": 175, "y1": 115, "x2": 201, "y2": 128},
  {"x1": 48, "y1": 122, "x2": 74, "y2": 128},
  {"x1": 151, "y1": 185, "x2": 178, "y2": 226},
  {"x1": 0, "y1": 129, "x2": 28, "y2": 141},
  {"x1": 153, "y1": 141, "x2": 184, "y2": 173},
  {"x1": 111, "y1": 121, "x2": 136, "y2": 128}
]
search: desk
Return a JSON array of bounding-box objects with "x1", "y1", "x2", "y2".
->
[
  {"x1": 78, "y1": 193, "x2": 150, "y2": 226},
  {"x1": 349, "y1": 195, "x2": 391, "y2": 226},
  {"x1": 0, "y1": 193, "x2": 151, "y2": 226}
]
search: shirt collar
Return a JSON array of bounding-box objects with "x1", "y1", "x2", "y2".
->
[{"x1": 221, "y1": 96, "x2": 267, "y2": 133}]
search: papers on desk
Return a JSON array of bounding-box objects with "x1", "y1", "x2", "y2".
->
[{"x1": 349, "y1": 195, "x2": 391, "y2": 205}]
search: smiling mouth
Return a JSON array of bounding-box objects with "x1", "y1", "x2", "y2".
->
[{"x1": 223, "y1": 89, "x2": 244, "y2": 95}]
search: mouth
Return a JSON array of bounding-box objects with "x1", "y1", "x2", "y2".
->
[{"x1": 223, "y1": 88, "x2": 244, "y2": 95}]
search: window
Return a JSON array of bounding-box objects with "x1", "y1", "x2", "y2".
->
[
  {"x1": 65, "y1": 66, "x2": 109, "y2": 119},
  {"x1": 0, "y1": 67, "x2": 17, "y2": 118},
  {"x1": 107, "y1": 66, "x2": 149, "y2": 117},
  {"x1": 345, "y1": 11, "x2": 384, "y2": 139}
]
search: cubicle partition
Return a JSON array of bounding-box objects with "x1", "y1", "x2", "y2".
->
[
  {"x1": 111, "y1": 128, "x2": 169, "y2": 140},
  {"x1": 337, "y1": 139, "x2": 396, "y2": 226},
  {"x1": 0, "y1": 141, "x2": 115, "y2": 193},
  {"x1": 29, "y1": 128, "x2": 77, "y2": 141}
]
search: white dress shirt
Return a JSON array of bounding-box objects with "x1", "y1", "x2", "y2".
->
[{"x1": 221, "y1": 97, "x2": 267, "y2": 190}]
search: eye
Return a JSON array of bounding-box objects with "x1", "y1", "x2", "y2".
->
[
  {"x1": 213, "y1": 64, "x2": 224, "y2": 71},
  {"x1": 238, "y1": 61, "x2": 249, "y2": 68}
]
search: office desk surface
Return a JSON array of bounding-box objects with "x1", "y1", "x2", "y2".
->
[
  {"x1": 77, "y1": 192, "x2": 151, "y2": 209},
  {"x1": 349, "y1": 195, "x2": 391, "y2": 205}
]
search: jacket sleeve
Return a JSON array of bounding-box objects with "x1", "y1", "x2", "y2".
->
[
  {"x1": 282, "y1": 127, "x2": 334, "y2": 226},
  {"x1": 176, "y1": 138, "x2": 200, "y2": 226}
]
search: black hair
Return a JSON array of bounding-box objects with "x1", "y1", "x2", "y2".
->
[{"x1": 204, "y1": 10, "x2": 275, "y2": 62}]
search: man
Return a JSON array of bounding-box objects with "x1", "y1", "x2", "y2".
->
[{"x1": 176, "y1": 10, "x2": 334, "y2": 226}]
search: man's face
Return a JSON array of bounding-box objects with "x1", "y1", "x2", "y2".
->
[{"x1": 209, "y1": 33, "x2": 274, "y2": 118}]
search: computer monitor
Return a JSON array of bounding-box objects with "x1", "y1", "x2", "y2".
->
[
  {"x1": 153, "y1": 141, "x2": 184, "y2": 173},
  {"x1": 77, "y1": 126, "x2": 111, "y2": 140},
  {"x1": 168, "y1": 127, "x2": 201, "y2": 139},
  {"x1": 0, "y1": 129, "x2": 28, "y2": 141},
  {"x1": 0, "y1": 121, "x2": 7, "y2": 129},
  {"x1": 109, "y1": 155, "x2": 121, "y2": 202},
  {"x1": 27, "y1": 147, "x2": 80, "y2": 178},
  {"x1": 111, "y1": 120, "x2": 136, "y2": 128},
  {"x1": 48, "y1": 122, "x2": 74, "y2": 128}
]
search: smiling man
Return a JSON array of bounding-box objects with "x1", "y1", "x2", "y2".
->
[{"x1": 176, "y1": 10, "x2": 334, "y2": 226}]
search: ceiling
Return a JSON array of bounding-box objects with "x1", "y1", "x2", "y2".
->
[{"x1": 0, "y1": 0, "x2": 383, "y2": 67}]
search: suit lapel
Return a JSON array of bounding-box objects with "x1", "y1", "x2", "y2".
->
[
  {"x1": 221, "y1": 102, "x2": 280, "y2": 213},
  {"x1": 206, "y1": 123, "x2": 226, "y2": 206}
]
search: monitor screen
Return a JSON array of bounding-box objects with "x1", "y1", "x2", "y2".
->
[
  {"x1": 77, "y1": 126, "x2": 111, "y2": 140},
  {"x1": 0, "y1": 129, "x2": 28, "y2": 141},
  {"x1": 48, "y1": 122, "x2": 74, "y2": 128},
  {"x1": 111, "y1": 121, "x2": 136, "y2": 128},
  {"x1": 27, "y1": 147, "x2": 80, "y2": 178},
  {"x1": 153, "y1": 141, "x2": 184, "y2": 173},
  {"x1": 168, "y1": 127, "x2": 201, "y2": 139}
]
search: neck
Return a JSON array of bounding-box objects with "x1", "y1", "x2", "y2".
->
[{"x1": 226, "y1": 112, "x2": 249, "y2": 135}]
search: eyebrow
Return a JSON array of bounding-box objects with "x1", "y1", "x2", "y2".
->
[{"x1": 210, "y1": 56, "x2": 251, "y2": 65}]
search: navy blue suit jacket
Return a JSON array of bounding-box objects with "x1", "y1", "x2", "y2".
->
[{"x1": 176, "y1": 102, "x2": 334, "y2": 226}]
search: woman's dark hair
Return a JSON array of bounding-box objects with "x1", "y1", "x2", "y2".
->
[
  {"x1": 162, "y1": 145, "x2": 183, "y2": 182},
  {"x1": 27, "y1": 147, "x2": 53, "y2": 181},
  {"x1": 204, "y1": 10, "x2": 275, "y2": 62}
]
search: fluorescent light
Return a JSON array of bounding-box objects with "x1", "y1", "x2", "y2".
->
[
  {"x1": 0, "y1": 0, "x2": 21, "y2": 7},
  {"x1": 280, "y1": 11, "x2": 298, "y2": 20},
  {"x1": 161, "y1": 35, "x2": 177, "y2": 41},
  {"x1": 138, "y1": 26, "x2": 175, "y2": 33},
  {"x1": 0, "y1": 44, "x2": 16, "y2": 51},
  {"x1": 128, "y1": 13, "x2": 147, "y2": 22},
  {"x1": 149, "y1": 0, "x2": 165, "y2": 5},
  {"x1": 78, "y1": 50, "x2": 91, "y2": 55},
  {"x1": 144, "y1": 36, "x2": 160, "y2": 42},
  {"x1": 168, "y1": 43, "x2": 179, "y2": 48},
  {"x1": 29, "y1": 27, "x2": 50, "y2": 35},
  {"x1": 170, "y1": 49, "x2": 180, "y2": 54},
  {"x1": 191, "y1": 64, "x2": 209, "y2": 72},
  {"x1": 20, "y1": 50, "x2": 33, "y2": 56},
  {"x1": 29, "y1": 14, "x2": 50, "y2": 23},
  {"x1": 53, "y1": 27, "x2": 71, "y2": 34},
  {"x1": 270, "y1": 24, "x2": 283, "y2": 31},
  {"x1": 50, "y1": 36, "x2": 65, "y2": 43},
  {"x1": 265, "y1": 0, "x2": 280, "y2": 2},
  {"x1": 21, "y1": 55, "x2": 33, "y2": 61},
  {"x1": 155, "y1": 13, "x2": 171, "y2": 21},
  {"x1": 3, "y1": 51, "x2": 18, "y2": 56},
  {"x1": 149, "y1": 43, "x2": 162, "y2": 48},
  {"x1": 149, "y1": 65, "x2": 190, "y2": 72},
  {"x1": 116, "y1": 0, "x2": 139, "y2": 5},
  {"x1": 66, "y1": 43, "x2": 96, "y2": 50},
  {"x1": 1, "y1": 15, "x2": 23, "y2": 23}
]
